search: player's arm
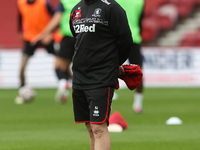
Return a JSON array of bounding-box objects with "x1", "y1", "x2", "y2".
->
[
  {"x1": 31, "y1": 2, "x2": 63, "y2": 44},
  {"x1": 43, "y1": 2, "x2": 64, "y2": 33},
  {"x1": 109, "y1": 3, "x2": 133, "y2": 65}
]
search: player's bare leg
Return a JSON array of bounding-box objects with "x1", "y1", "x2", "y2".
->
[
  {"x1": 90, "y1": 122, "x2": 111, "y2": 150},
  {"x1": 54, "y1": 57, "x2": 72, "y2": 103},
  {"x1": 133, "y1": 80, "x2": 144, "y2": 113},
  {"x1": 19, "y1": 54, "x2": 30, "y2": 87},
  {"x1": 15, "y1": 54, "x2": 30, "y2": 104},
  {"x1": 86, "y1": 123, "x2": 95, "y2": 150}
]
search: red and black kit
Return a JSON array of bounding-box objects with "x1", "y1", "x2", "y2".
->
[{"x1": 70, "y1": 0, "x2": 133, "y2": 124}]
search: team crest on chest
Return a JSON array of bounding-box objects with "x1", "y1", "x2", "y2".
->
[
  {"x1": 75, "y1": 9, "x2": 81, "y2": 19},
  {"x1": 92, "y1": 8, "x2": 102, "y2": 17}
]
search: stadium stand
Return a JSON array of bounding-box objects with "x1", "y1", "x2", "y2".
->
[
  {"x1": 0, "y1": 0, "x2": 199, "y2": 47},
  {"x1": 157, "y1": 4, "x2": 178, "y2": 30},
  {"x1": 142, "y1": 0, "x2": 200, "y2": 45},
  {"x1": 1, "y1": 0, "x2": 200, "y2": 89},
  {"x1": 169, "y1": 0, "x2": 195, "y2": 18},
  {"x1": 158, "y1": 9, "x2": 200, "y2": 46},
  {"x1": 180, "y1": 33, "x2": 198, "y2": 46},
  {"x1": 180, "y1": 30, "x2": 200, "y2": 47}
]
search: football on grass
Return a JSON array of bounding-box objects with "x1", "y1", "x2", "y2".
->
[{"x1": 19, "y1": 86, "x2": 35, "y2": 102}]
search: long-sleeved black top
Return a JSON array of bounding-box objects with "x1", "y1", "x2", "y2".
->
[{"x1": 70, "y1": 0, "x2": 133, "y2": 90}]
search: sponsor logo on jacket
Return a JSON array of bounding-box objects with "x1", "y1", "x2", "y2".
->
[{"x1": 73, "y1": 24, "x2": 95, "y2": 33}]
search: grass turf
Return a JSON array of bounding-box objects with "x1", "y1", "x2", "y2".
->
[{"x1": 0, "y1": 88, "x2": 200, "y2": 150}]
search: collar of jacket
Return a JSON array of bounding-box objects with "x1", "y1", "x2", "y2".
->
[{"x1": 83, "y1": 0, "x2": 98, "y2": 5}]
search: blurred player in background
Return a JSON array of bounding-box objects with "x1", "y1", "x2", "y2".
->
[
  {"x1": 116, "y1": 0, "x2": 145, "y2": 113},
  {"x1": 32, "y1": 0, "x2": 80, "y2": 103},
  {"x1": 16, "y1": 0, "x2": 55, "y2": 101}
]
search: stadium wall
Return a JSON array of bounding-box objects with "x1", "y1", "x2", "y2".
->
[
  {"x1": 0, "y1": 47, "x2": 199, "y2": 89},
  {"x1": 141, "y1": 47, "x2": 200, "y2": 87}
]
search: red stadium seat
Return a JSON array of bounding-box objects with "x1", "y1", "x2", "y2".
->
[
  {"x1": 169, "y1": 0, "x2": 196, "y2": 18},
  {"x1": 180, "y1": 33, "x2": 198, "y2": 46},
  {"x1": 144, "y1": 0, "x2": 157, "y2": 17},
  {"x1": 157, "y1": 4, "x2": 178, "y2": 30},
  {"x1": 195, "y1": 32, "x2": 200, "y2": 46},
  {"x1": 141, "y1": 16, "x2": 160, "y2": 42},
  {"x1": 144, "y1": 0, "x2": 169, "y2": 16}
]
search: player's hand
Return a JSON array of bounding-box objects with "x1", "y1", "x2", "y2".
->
[
  {"x1": 41, "y1": 34, "x2": 53, "y2": 45},
  {"x1": 118, "y1": 65, "x2": 125, "y2": 76},
  {"x1": 31, "y1": 33, "x2": 43, "y2": 45}
]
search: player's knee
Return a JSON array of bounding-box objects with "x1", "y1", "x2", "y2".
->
[
  {"x1": 93, "y1": 128, "x2": 104, "y2": 138},
  {"x1": 91, "y1": 124, "x2": 105, "y2": 138}
]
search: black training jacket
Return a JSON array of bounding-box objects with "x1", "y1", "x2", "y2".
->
[{"x1": 70, "y1": 0, "x2": 133, "y2": 90}]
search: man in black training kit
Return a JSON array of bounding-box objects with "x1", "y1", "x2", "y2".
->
[{"x1": 70, "y1": 0, "x2": 133, "y2": 149}]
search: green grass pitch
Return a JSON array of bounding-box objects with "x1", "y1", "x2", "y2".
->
[{"x1": 0, "y1": 87, "x2": 200, "y2": 150}]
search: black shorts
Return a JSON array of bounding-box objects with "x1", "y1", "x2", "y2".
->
[
  {"x1": 23, "y1": 40, "x2": 55, "y2": 56},
  {"x1": 57, "y1": 36, "x2": 75, "y2": 60},
  {"x1": 72, "y1": 87, "x2": 114, "y2": 125},
  {"x1": 128, "y1": 43, "x2": 143, "y2": 68}
]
